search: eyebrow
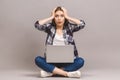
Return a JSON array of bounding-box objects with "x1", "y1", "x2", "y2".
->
[{"x1": 55, "y1": 13, "x2": 64, "y2": 15}]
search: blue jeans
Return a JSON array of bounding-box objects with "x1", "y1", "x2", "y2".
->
[{"x1": 35, "y1": 56, "x2": 84, "y2": 73}]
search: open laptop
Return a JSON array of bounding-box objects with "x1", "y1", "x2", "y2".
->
[{"x1": 46, "y1": 45, "x2": 74, "y2": 63}]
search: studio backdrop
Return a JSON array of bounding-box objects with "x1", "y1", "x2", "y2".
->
[{"x1": 0, "y1": 0, "x2": 120, "y2": 71}]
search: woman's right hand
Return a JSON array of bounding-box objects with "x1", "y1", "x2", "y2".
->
[
  {"x1": 51, "y1": 7, "x2": 56, "y2": 19},
  {"x1": 38, "y1": 8, "x2": 56, "y2": 25}
]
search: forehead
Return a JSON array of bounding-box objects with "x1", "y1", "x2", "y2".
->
[{"x1": 55, "y1": 10, "x2": 64, "y2": 15}]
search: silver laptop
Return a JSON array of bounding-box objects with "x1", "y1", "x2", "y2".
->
[{"x1": 46, "y1": 45, "x2": 74, "y2": 63}]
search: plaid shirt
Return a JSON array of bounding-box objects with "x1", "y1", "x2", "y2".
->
[{"x1": 35, "y1": 20, "x2": 85, "y2": 56}]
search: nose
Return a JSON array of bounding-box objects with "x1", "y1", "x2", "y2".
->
[{"x1": 58, "y1": 16, "x2": 61, "y2": 19}]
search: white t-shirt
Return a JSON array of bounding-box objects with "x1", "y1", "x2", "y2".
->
[{"x1": 53, "y1": 33, "x2": 65, "y2": 45}]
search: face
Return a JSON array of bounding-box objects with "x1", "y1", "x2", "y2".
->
[{"x1": 54, "y1": 10, "x2": 65, "y2": 27}]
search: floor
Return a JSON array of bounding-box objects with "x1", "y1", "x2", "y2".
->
[{"x1": 0, "y1": 69, "x2": 120, "y2": 80}]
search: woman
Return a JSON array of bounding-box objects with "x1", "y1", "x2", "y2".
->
[{"x1": 34, "y1": 6, "x2": 85, "y2": 78}]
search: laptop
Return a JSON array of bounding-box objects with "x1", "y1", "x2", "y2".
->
[{"x1": 46, "y1": 45, "x2": 74, "y2": 63}]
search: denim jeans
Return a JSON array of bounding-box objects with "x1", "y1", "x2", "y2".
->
[{"x1": 35, "y1": 56, "x2": 84, "y2": 73}]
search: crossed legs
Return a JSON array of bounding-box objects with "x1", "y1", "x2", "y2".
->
[{"x1": 35, "y1": 56, "x2": 84, "y2": 77}]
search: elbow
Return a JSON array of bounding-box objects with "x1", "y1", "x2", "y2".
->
[
  {"x1": 34, "y1": 21, "x2": 39, "y2": 28},
  {"x1": 80, "y1": 20, "x2": 85, "y2": 29}
]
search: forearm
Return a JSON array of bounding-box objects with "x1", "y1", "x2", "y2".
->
[
  {"x1": 66, "y1": 16, "x2": 80, "y2": 25},
  {"x1": 61, "y1": 7, "x2": 80, "y2": 25},
  {"x1": 38, "y1": 16, "x2": 54, "y2": 25}
]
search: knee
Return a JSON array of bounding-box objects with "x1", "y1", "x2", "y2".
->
[
  {"x1": 75, "y1": 57, "x2": 85, "y2": 67},
  {"x1": 35, "y1": 56, "x2": 43, "y2": 65}
]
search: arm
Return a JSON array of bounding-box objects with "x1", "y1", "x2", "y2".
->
[
  {"x1": 66, "y1": 16, "x2": 81, "y2": 25},
  {"x1": 62, "y1": 7, "x2": 85, "y2": 32},
  {"x1": 38, "y1": 8, "x2": 56, "y2": 25},
  {"x1": 35, "y1": 16, "x2": 53, "y2": 32},
  {"x1": 35, "y1": 8, "x2": 56, "y2": 32},
  {"x1": 62, "y1": 7, "x2": 80, "y2": 25},
  {"x1": 38, "y1": 16, "x2": 54, "y2": 25},
  {"x1": 69, "y1": 20, "x2": 85, "y2": 32}
]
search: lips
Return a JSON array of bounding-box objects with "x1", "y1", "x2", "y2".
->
[{"x1": 58, "y1": 22, "x2": 62, "y2": 24}]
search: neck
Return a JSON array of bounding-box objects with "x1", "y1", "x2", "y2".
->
[{"x1": 56, "y1": 25, "x2": 63, "y2": 30}]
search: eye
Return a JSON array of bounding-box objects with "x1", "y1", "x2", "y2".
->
[
  {"x1": 55, "y1": 15, "x2": 58, "y2": 17},
  {"x1": 61, "y1": 14, "x2": 64, "y2": 17}
]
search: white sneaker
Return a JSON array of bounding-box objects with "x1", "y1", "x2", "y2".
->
[
  {"x1": 67, "y1": 71, "x2": 81, "y2": 78},
  {"x1": 40, "y1": 70, "x2": 53, "y2": 78}
]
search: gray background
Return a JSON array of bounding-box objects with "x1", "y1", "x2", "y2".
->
[{"x1": 0, "y1": 0, "x2": 120, "y2": 72}]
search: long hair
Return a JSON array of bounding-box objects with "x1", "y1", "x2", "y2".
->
[{"x1": 51, "y1": 6, "x2": 69, "y2": 28}]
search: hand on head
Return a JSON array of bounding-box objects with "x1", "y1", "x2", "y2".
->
[
  {"x1": 51, "y1": 7, "x2": 56, "y2": 18},
  {"x1": 51, "y1": 6, "x2": 68, "y2": 19},
  {"x1": 61, "y1": 7, "x2": 68, "y2": 18}
]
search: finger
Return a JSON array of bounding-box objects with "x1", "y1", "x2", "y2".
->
[
  {"x1": 62, "y1": 7, "x2": 66, "y2": 11},
  {"x1": 51, "y1": 7, "x2": 56, "y2": 17}
]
